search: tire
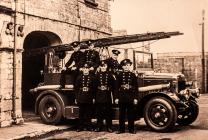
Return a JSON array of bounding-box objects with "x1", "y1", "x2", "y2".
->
[
  {"x1": 177, "y1": 101, "x2": 199, "y2": 126},
  {"x1": 144, "y1": 97, "x2": 177, "y2": 132},
  {"x1": 38, "y1": 95, "x2": 62, "y2": 124}
]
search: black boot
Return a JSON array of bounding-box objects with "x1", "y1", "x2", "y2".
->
[
  {"x1": 94, "y1": 127, "x2": 101, "y2": 132},
  {"x1": 106, "y1": 127, "x2": 113, "y2": 133},
  {"x1": 76, "y1": 126, "x2": 83, "y2": 132},
  {"x1": 129, "y1": 130, "x2": 136, "y2": 134},
  {"x1": 116, "y1": 131, "x2": 125, "y2": 134}
]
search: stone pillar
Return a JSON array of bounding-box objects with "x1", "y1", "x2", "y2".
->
[
  {"x1": 0, "y1": 51, "x2": 13, "y2": 127},
  {"x1": 0, "y1": 50, "x2": 24, "y2": 127},
  {"x1": 0, "y1": 0, "x2": 24, "y2": 126}
]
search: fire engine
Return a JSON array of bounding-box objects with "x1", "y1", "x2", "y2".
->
[{"x1": 28, "y1": 31, "x2": 200, "y2": 132}]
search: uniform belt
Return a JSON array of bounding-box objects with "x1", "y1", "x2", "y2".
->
[
  {"x1": 81, "y1": 87, "x2": 89, "y2": 92},
  {"x1": 98, "y1": 86, "x2": 109, "y2": 91},
  {"x1": 86, "y1": 61, "x2": 93, "y2": 64},
  {"x1": 121, "y1": 84, "x2": 132, "y2": 90}
]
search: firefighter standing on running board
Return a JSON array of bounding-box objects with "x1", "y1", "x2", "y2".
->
[
  {"x1": 82, "y1": 41, "x2": 100, "y2": 72},
  {"x1": 115, "y1": 59, "x2": 138, "y2": 134},
  {"x1": 105, "y1": 49, "x2": 122, "y2": 103},
  {"x1": 106, "y1": 49, "x2": 121, "y2": 73}
]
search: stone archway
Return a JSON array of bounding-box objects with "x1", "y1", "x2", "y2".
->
[{"x1": 22, "y1": 31, "x2": 62, "y2": 111}]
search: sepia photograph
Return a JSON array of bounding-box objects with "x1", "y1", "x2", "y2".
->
[{"x1": 0, "y1": 0, "x2": 207, "y2": 139}]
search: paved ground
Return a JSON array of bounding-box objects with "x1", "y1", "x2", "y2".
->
[
  {"x1": 0, "y1": 95, "x2": 207, "y2": 140},
  {"x1": 37, "y1": 95, "x2": 208, "y2": 140},
  {"x1": 0, "y1": 119, "x2": 70, "y2": 140}
]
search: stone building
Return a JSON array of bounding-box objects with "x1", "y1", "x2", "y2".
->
[
  {"x1": 0, "y1": 0, "x2": 111, "y2": 127},
  {"x1": 154, "y1": 52, "x2": 208, "y2": 92}
]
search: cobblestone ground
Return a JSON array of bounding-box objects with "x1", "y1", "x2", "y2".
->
[{"x1": 38, "y1": 95, "x2": 208, "y2": 140}]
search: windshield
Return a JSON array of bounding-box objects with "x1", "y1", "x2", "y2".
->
[{"x1": 133, "y1": 51, "x2": 153, "y2": 71}]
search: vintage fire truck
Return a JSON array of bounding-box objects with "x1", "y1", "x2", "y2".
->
[{"x1": 28, "y1": 31, "x2": 200, "y2": 132}]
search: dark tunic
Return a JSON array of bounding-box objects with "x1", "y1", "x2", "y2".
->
[
  {"x1": 60, "y1": 50, "x2": 83, "y2": 87},
  {"x1": 82, "y1": 49, "x2": 100, "y2": 68},
  {"x1": 95, "y1": 71, "x2": 115, "y2": 103},
  {"x1": 106, "y1": 57, "x2": 121, "y2": 73},
  {"x1": 75, "y1": 73, "x2": 95, "y2": 104},
  {"x1": 115, "y1": 71, "x2": 138, "y2": 103},
  {"x1": 65, "y1": 50, "x2": 83, "y2": 68}
]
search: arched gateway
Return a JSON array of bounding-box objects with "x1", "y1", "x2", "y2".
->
[{"x1": 22, "y1": 31, "x2": 62, "y2": 111}]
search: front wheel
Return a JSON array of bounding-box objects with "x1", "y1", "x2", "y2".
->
[
  {"x1": 38, "y1": 95, "x2": 63, "y2": 124},
  {"x1": 177, "y1": 101, "x2": 199, "y2": 126},
  {"x1": 144, "y1": 97, "x2": 177, "y2": 132}
]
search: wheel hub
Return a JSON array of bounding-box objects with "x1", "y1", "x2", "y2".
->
[
  {"x1": 154, "y1": 112, "x2": 161, "y2": 118},
  {"x1": 45, "y1": 104, "x2": 57, "y2": 118},
  {"x1": 150, "y1": 104, "x2": 169, "y2": 126},
  {"x1": 47, "y1": 107, "x2": 54, "y2": 113}
]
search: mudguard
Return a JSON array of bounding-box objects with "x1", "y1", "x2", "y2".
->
[{"x1": 138, "y1": 91, "x2": 187, "y2": 116}]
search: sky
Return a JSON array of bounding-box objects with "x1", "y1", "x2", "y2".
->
[{"x1": 110, "y1": 0, "x2": 208, "y2": 53}]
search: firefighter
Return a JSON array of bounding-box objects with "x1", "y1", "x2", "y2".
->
[
  {"x1": 60, "y1": 42, "x2": 83, "y2": 88},
  {"x1": 65, "y1": 41, "x2": 83, "y2": 69},
  {"x1": 94, "y1": 60, "x2": 115, "y2": 132},
  {"x1": 115, "y1": 59, "x2": 138, "y2": 134},
  {"x1": 74, "y1": 62, "x2": 95, "y2": 132},
  {"x1": 105, "y1": 49, "x2": 122, "y2": 104},
  {"x1": 82, "y1": 41, "x2": 100, "y2": 71},
  {"x1": 106, "y1": 49, "x2": 121, "y2": 73}
]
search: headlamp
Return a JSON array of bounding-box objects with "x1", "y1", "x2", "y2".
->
[
  {"x1": 189, "y1": 88, "x2": 201, "y2": 98},
  {"x1": 179, "y1": 89, "x2": 190, "y2": 100}
]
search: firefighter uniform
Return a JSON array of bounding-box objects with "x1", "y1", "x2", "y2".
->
[
  {"x1": 60, "y1": 42, "x2": 83, "y2": 88},
  {"x1": 65, "y1": 51, "x2": 83, "y2": 69},
  {"x1": 82, "y1": 42, "x2": 100, "y2": 69},
  {"x1": 106, "y1": 49, "x2": 121, "y2": 73},
  {"x1": 105, "y1": 49, "x2": 121, "y2": 103},
  {"x1": 82, "y1": 50, "x2": 100, "y2": 69},
  {"x1": 74, "y1": 63, "x2": 95, "y2": 131},
  {"x1": 115, "y1": 59, "x2": 138, "y2": 134},
  {"x1": 106, "y1": 57, "x2": 121, "y2": 73},
  {"x1": 94, "y1": 61, "x2": 115, "y2": 132}
]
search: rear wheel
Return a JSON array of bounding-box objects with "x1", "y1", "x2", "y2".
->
[
  {"x1": 38, "y1": 95, "x2": 62, "y2": 124},
  {"x1": 177, "y1": 101, "x2": 199, "y2": 126},
  {"x1": 144, "y1": 97, "x2": 177, "y2": 132}
]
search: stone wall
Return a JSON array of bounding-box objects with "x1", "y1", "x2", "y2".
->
[
  {"x1": 154, "y1": 52, "x2": 208, "y2": 91},
  {"x1": 0, "y1": 51, "x2": 23, "y2": 127},
  {"x1": 0, "y1": 0, "x2": 111, "y2": 127}
]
